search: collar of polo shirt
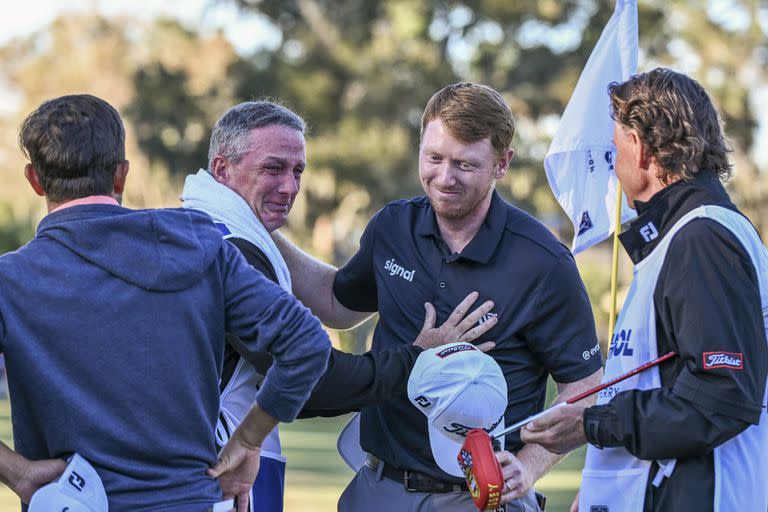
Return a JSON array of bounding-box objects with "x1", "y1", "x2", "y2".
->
[{"x1": 414, "y1": 190, "x2": 507, "y2": 264}]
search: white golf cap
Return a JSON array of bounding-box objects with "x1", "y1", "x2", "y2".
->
[
  {"x1": 408, "y1": 342, "x2": 507, "y2": 477},
  {"x1": 29, "y1": 453, "x2": 108, "y2": 512}
]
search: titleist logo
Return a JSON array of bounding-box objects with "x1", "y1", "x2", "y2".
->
[
  {"x1": 442, "y1": 415, "x2": 503, "y2": 438},
  {"x1": 703, "y1": 351, "x2": 743, "y2": 370}
]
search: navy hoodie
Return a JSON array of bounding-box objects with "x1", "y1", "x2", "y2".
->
[{"x1": 0, "y1": 204, "x2": 330, "y2": 511}]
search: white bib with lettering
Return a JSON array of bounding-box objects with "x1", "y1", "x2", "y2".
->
[{"x1": 580, "y1": 205, "x2": 768, "y2": 512}]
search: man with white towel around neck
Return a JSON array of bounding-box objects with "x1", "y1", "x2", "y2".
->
[{"x1": 181, "y1": 100, "x2": 498, "y2": 512}]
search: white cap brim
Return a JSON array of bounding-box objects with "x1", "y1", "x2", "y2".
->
[
  {"x1": 28, "y1": 453, "x2": 108, "y2": 512},
  {"x1": 29, "y1": 486, "x2": 93, "y2": 512},
  {"x1": 428, "y1": 417, "x2": 506, "y2": 477}
]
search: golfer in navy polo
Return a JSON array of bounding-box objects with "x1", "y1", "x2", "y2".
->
[{"x1": 274, "y1": 82, "x2": 603, "y2": 511}]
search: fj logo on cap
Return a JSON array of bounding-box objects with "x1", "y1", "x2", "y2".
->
[
  {"x1": 67, "y1": 471, "x2": 85, "y2": 492},
  {"x1": 28, "y1": 453, "x2": 108, "y2": 512},
  {"x1": 414, "y1": 395, "x2": 431, "y2": 408}
]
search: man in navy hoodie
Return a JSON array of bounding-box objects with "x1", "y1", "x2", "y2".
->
[{"x1": 0, "y1": 94, "x2": 331, "y2": 512}]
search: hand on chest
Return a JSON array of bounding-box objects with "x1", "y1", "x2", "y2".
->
[{"x1": 375, "y1": 253, "x2": 535, "y2": 343}]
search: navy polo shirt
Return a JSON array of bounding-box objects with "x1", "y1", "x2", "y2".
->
[{"x1": 333, "y1": 191, "x2": 602, "y2": 481}]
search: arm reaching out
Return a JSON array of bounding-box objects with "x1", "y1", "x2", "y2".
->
[
  {"x1": 297, "y1": 291, "x2": 498, "y2": 417},
  {"x1": 500, "y1": 369, "x2": 602, "y2": 501},
  {"x1": 272, "y1": 230, "x2": 370, "y2": 329}
]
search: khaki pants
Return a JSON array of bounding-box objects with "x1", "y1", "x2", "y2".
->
[{"x1": 337, "y1": 461, "x2": 542, "y2": 512}]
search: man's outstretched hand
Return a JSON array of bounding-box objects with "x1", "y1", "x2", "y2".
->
[{"x1": 521, "y1": 403, "x2": 588, "y2": 455}]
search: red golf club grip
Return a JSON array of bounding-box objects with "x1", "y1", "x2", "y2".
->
[
  {"x1": 565, "y1": 351, "x2": 678, "y2": 404},
  {"x1": 494, "y1": 351, "x2": 678, "y2": 438}
]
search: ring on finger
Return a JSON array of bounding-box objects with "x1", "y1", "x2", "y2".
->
[{"x1": 505, "y1": 480, "x2": 512, "y2": 493}]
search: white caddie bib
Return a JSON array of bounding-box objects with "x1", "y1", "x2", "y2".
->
[
  {"x1": 214, "y1": 229, "x2": 287, "y2": 512},
  {"x1": 580, "y1": 205, "x2": 768, "y2": 512}
]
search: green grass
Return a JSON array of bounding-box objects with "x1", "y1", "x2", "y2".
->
[{"x1": 0, "y1": 404, "x2": 583, "y2": 512}]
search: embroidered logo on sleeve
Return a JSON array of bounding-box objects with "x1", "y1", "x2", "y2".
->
[{"x1": 702, "y1": 351, "x2": 744, "y2": 370}]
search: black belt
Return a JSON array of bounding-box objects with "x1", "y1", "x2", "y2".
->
[{"x1": 367, "y1": 455, "x2": 468, "y2": 493}]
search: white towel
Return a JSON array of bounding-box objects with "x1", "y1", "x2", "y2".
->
[
  {"x1": 544, "y1": 0, "x2": 639, "y2": 254},
  {"x1": 181, "y1": 169, "x2": 291, "y2": 291}
]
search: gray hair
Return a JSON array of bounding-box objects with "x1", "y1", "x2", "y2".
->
[{"x1": 207, "y1": 100, "x2": 306, "y2": 170}]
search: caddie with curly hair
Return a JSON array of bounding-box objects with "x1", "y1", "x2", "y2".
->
[{"x1": 522, "y1": 68, "x2": 768, "y2": 512}]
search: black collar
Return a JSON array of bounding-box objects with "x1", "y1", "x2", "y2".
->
[
  {"x1": 618, "y1": 172, "x2": 736, "y2": 264},
  {"x1": 414, "y1": 190, "x2": 507, "y2": 263}
]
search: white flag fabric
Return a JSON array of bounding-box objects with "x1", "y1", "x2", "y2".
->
[{"x1": 544, "y1": 0, "x2": 638, "y2": 254}]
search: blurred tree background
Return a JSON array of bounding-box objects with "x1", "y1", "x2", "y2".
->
[{"x1": 0, "y1": 0, "x2": 766, "y2": 353}]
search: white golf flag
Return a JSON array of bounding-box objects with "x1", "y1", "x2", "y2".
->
[{"x1": 544, "y1": 0, "x2": 638, "y2": 254}]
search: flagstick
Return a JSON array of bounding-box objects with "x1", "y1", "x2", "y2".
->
[{"x1": 607, "y1": 183, "x2": 624, "y2": 340}]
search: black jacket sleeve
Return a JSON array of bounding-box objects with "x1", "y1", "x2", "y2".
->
[
  {"x1": 229, "y1": 237, "x2": 423, "y2": 417},
  {"x1": 585, "y1": 219, "x2": 767, "y2": 459},
  {"x1": 584, "y1": 388, "x2": 751, "y2": 459},
  {"x1": 247, "y1": 344, "x2": 423, "y2": 418},
  {"x1": 296, "y1": 345, "x2": 422, "y2": 418}
]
